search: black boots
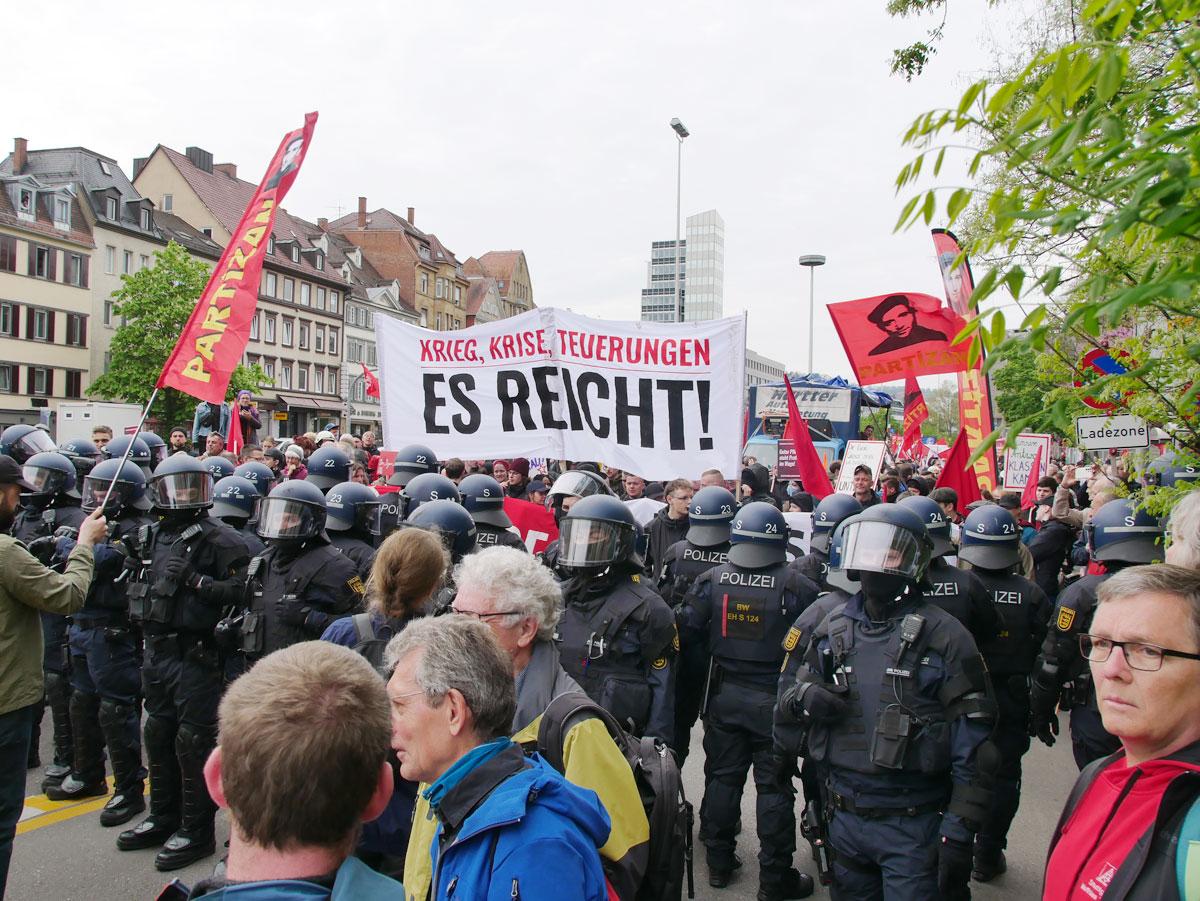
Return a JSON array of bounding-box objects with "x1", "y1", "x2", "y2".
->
[
  {"x1": 152, "y1": 725, "x2": 216, "y2": 872},
  {"x1": 98, "y1": 700, "x2": 146, "y2": 827}
]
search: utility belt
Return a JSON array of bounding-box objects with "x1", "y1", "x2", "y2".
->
[
  {"x1": 827, "y1": 790, "x2": 944, "y2": 819},
  {"x1": 143, "y1": 630, "x2": 218, "y2": 665}
]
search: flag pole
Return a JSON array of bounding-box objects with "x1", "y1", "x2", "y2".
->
[{"x1": 96, "y1": 387, "x2": 160, "y2": 511}]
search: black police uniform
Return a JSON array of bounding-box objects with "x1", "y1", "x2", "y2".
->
[
  {"x1": 119, "y1": 514, "x2": 249, "y2": 866},
  {"x1": 13, "y1": 498, "x2": 86, "y2": 775},
  {"x1": 329, "y1": 531, "x2": 376, "y2": 578},
  {"x1": 657, "y1": 537, "x2": 730, "y2": 766},
  {"x1": 791, "y1": 548, "x2": 829, "y2": 592},
  {"x1": 923, "y1": 557, "x2": 1002, "y2": 647},
  {"x1": 235, "y1": 522, "x2": 267, "y2": 557},
  {"x1": 472, "y1": 522, "x2": 527, "y2": 551},
  {"x1": 972, "y1": 569, "x2": 1049, "y2": 867},
  {"x1": 679, "y1": 559, "x2": 819, "y2": 891}
]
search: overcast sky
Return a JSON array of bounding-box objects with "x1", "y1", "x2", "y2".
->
[{"x1": 9, "y1": 1, "x2": 1033, "y2": 378}]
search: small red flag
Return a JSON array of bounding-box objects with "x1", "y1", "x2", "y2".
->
[
  {"x1": 900, "y1": 375, "x2": 928, "y2": 460},
  {"x1": 935, "y1": 430, "x2": 984, "y2": 508},
  {"x1": 783, "y1": 378, "x2": 835, "y2": 500},
  {"x1": 1021, "y1": 445, "x2": 1044, "y2": 510},
  {"x1": 361, "y1": 363, "x2": 380, "y2": 399},
  {"x1": 226, "y1": 402, "x2": 243, "y2": 457}
]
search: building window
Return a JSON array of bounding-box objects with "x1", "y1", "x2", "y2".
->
[
  {"x1": 201, "y1": 227, "x2": 212, "y2": 238},
  {"x1": 298, "y1": 324, "x2": 309, "y2": 349},
  {"x1": 105, "y1": 197, "x2": 118, "y2": 220},
  {"x1": 435, "y1": 278, "x2": 444, "y2": 299},
  {"x1": 123, "y1": 250, "x2": 133, "y2": 274},
  {"x1": 264, "y1": 272, "x2": 277, "y2": 297},
  {"x1": 290, "y1": 245, "x2": 300, "y2": 263},
  {"x1": 249, "y1": 312, "x2": 259, "y2": 340},
  {"x1": 300, "y1": 283, "x2": 310, "y2": 306},
  {"x1": 268, "y1": 235, "x2": 275, "y2": 255},
  {"x1": 297, "y1": 366, "x2": 308, "y2": 391},
  {"x1": 0, "y1": 302, "x2": 14, "y2": 336},
  {"x1": 163, "y1": 194, "x2": 173, "y2": 212},
  {"x1": 105, "y1": 245, "x2": 115, "y2": 274},
  {"x1": 419, "y1": 245, "x2": 430, "y2": 261},
  {"x1": 329, "y1": 366, "x2": 339, "y2": 390},
  {"x1": 316, "y1": 287, "x2": 326, "y2": 310},
  {"x1": 420, "y1": 273, "x2": 429, "y2": 294},
  {"x1": 314, "y1": 367, "x2": 324, "y2": 394},
  {"x1": 0, "y1": 364, "x2": 15, "y2": 393},
  {"x1": 454, "y1": 285, "x2": 461, "y2": 303},
  {"x1": 30, "y1": 367, "x2": 50, "y2": 395},
  {"x1": 33, "y1": 245, "x2": 52, "y2": 279},
  {"x1": 330, "y1": 291, "x2": 339, "y2": 313},
  {"x1": 282, "y1": 319, "x2": 293, "y2": 347},
  {"x1": 315, "y1": 326, "x2": 324, "y2": 352},
  {"x1": 54, "y1": 198, "x2": 70, "y2": 230},
  {"x1": 32, "y1": 309, "x2": 51, "y2": 341},
  {"x1": 139, "y1": 254, "x2": 149, "y2": 270},
  {"x1": 280, "y1": 364, "x2": 292, "y2": 389},
  {"x1": 0, "y1": 236, "x2": 16, "y2": 273},
  {"x1": 436, "y1": 312, "x2": 442, "y2": 329},
  {"x1": 328, "y1": 327, "x2": 339, "y2": 355},
  {"x1": 140, "y1": 208, "x2": 151, "y2": 230},
  {"x1": 283, "y1": 278, "x2": 294, "y2": 302},
  {"x1": 367, "y1": 343, "x2": 377, "y2": 366},
  {"x1": 67, "y1": 254, "x2": 88, "y2": 287},
  {"x1": 264, "y1": 315, "x2": 276, "y2": 343},
  {"x1": 263, "y1": 359, "x2": 274, "y2": 379},
  {"x1": 104, "y1": 299, "x2": 115, "y2": 327},
  {"x1": 66, "y1": 314, "x2": 86, "y2": 346},
  {"x1": 315, "y1": 253, "x2": 324, "y2": 271},
  {"x1": 65, "y1": 371, "x2": 82, "y2": 399}
]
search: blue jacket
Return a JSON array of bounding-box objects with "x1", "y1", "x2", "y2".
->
[
  {"x1": 426, "y1": 749, "x2": 610, "y2": 901},
  {"x1": 188, "y1": 856, "x2": 403, "y2": 899}
]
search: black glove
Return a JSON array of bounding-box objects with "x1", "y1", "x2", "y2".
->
[
  {"x1": 122, "y1": 554, "x2": 141, "y2": 577},
  {"x1": 275, "y1": 596, "x2": 310, "y2": 628},
  {"x1": 26, "y1": 536, "x2": 58, "y2": 565},
  {"x1": 1028, "y1": 679, "x2": 1060, "y2": 746},
  {"x1": 790, "y1": 681, "x2": 850, "y2": 722},
  {"x1": 162, "y1": 557, "x2": 195, "y2": 585},
  {"x1": 938, "y1": 836, "x2": 973, "y2": 900},
  {"x1": 52, "y1": 526, "x2": 79, "y2": 541},
  {"x1": 1029, "y1": 708, "x2": 1059, "y2": 747}
]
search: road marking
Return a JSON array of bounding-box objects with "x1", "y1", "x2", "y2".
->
[{"x1": 16, "y1": 777, "x2": 137, "y2": 835}]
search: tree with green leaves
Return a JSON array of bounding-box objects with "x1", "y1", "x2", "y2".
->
[{"x1": 88, "y1": 240, "x2": 269, "y2": 434}]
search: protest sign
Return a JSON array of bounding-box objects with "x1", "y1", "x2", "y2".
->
[
  {"x1": 376, "y1": 308, "x2": 747, "y2": 480},
  {"x1": 784, "y1": 511, "x2": 813, "y2": 561},
  {"x1": 834, "y1": 440, "x2": 888, "y2": 494},
  {"x1": 1003, "y1": 433, "x2": 1052, "y2": 490},
  {"x1": 1075, "y1": 414, "x2": 1149, "y2": 451}
]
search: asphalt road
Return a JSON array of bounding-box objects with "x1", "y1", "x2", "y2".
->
[{"x1": 10, "y1": 721, "x2": 1075, "y2": 900}]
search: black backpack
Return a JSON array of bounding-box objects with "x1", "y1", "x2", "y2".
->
[
  {"x1": 350, "y1": 613, "x2": 397, "y2": 676},
  {"x1": 535, "y1": 691, "x2": 694, "y2": 901}
]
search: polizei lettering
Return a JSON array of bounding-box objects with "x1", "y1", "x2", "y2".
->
[
  {"x1": 718, "y1": 571, "x2": 777, "y2": 589},
  {"x1": 683, "y1": 548, "x2": 729, "y2": 565},
  {"x1": 929, "y1": 581, "x2": 960, "y2": 596},
  {"x1": 992, "y1": 590, "x2": 1024, "y2": 605}
]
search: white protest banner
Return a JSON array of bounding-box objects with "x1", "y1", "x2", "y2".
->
[
  {"x1": 754, "y1": 385, "x2": 854, "y2": 422},
  {"x1": 834, "y1": 441, "x2": 888, "y2": 495},
  {"x1": 784, "y1": 511, "x2": 813, "y2": 562},
  {"x1": 376, "y1": 308, "x2": 747, "y2": 480},
  {"x1": 1002, "y1": 432, "x2": 1052, "y2": 490}
]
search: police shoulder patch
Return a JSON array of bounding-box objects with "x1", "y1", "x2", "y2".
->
[
  {"x1": 348, "y1": 576, "x2": 366, "y2": 595},
  {"x1": 631, "y1": 573, "x2": 641, "y2": 584},
  {"x1": 1056, "y1": 606, "x2": 1076, "y2": 631},
  {"x1": 651, "y1": 656, "x2": 668, "y2": 670},
  {"x1": 783, "y1": 626, "x2": 802, "y2": 652}
]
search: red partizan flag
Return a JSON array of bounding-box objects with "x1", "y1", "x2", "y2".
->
[
  {"x1": 935, "y1": 430, "x2": 984, "y2": 507},
  {"x1": 901, "y1": 375, "x2": 928, "y2": 460},
  {"x1": 783, "y1": 378, "x2": 835, "y2": 500},
  {"x1": 158, "y1": 113, "x2": 319, "y2": 403},
  {"x1": 226, "y1": 404, "x2": 244, "y2": 457},
  {"x1": 361, "y1": 363, "x2": 380, "y2": 399},
  {"x1": 1021, "y1": 445, "x2": 1044, "y2": 509}
]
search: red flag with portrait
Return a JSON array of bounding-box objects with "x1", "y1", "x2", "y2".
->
[
  {"x1": 827, "y1": 292, "x2": 971, "y2": 386},
  {"x1": 900, "y1": 375, "x2": 928, "y2": 460}
]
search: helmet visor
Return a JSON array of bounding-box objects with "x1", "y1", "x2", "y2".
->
[
  {"x1": 15, "y1": 429, "x2": 56, "y2": 459},
  {"x1": 557, "y1": 518, "x2": 628, "y2": 568},
  {"x1": 21, "y1": 464, "x2": 67, "y2": 496},
  {"x1": 81, "y1": 476, "x2": 134, "y2": 512},
  {"x1": 149, "y1": 471, "x2": 213, "y2": 510},
  {"x1": 258, "y1": 497, "x2": 321, "y2": 539},
  {"x1": 547, "y1": 472, "x2": 603, "y2": 500},
  {"x1": 839, "y1": 520, "x2": 927, "y2": 579}
]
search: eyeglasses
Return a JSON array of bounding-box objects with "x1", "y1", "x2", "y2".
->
[
  {"x1": 450, "y1": 607, "x2": 522, "y2": 621},
  {"x1": 1080, "y1": 634, "x2": 1200, "y2": 672}
]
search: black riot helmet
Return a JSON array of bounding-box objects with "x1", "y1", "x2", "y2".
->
[
  {"x1": 0, "y1": 424, "x2": 57, "y2": 464},
  {"x1": 386, "y1": 443, "x2": 439, "y2": 487},
  {"x1": 458, "y1": 474, "x2": 512, "y2": 529},
  {"x1": 21, "y1": 451, "x2": 77, "y2": 502},
  {"x1": 306, "y1": 445, "x2": 351, "y2": 492},
  {"x1": 58, "y1": 438, "x2": 102, "y2": 482},
  {"x1": 1087, "y1": 499, "x2": 1164, "y2": 565},
  {"x1": 326, "y1": 481, "x2": 383, "y2": 535},
  {"x1": 234, "y1": 461, "x2": 276, "y2": 496},
  {"x1": 958, "y1": 505, "x2": 1022, "y2": 570},
  {"x1": 200, "y1": 455, "x2": 235, "y2": 483},
  {"x1": 407, "y1": 499, "x2": 477, "y2": 562},
  {"x1": 211, "y1": 475, "x2": 261, "y2": 524},
  {"x1": 898, "y1": 494, "x2": 955, "y2": 558},
  {"x1": 81, "y1": 458, "x2": 151, "y2": 515},
  {"x1": 400, "y1": 473, "x2": 460, "y2": 519},
  {"x1": 687, "y1": 486, "x2": 737, "y2": 548},
  {"x1": 139, "y1": 431, "x2": 168, "y2": 470},
  {"x1": 1145, "y1": 452, "x2": 1200, "y2": 489},
  {"x1": 257, "y1": 479, "x2": 328, "y2": 540},
  {"x1": 728, "y1": 501, "x2": 790, "y2": 569},
  {"x1": 102, "y1": 435, "x2": 153, "y2": 477},
  {"x1": 546, "y1": 469, "x2": 613, "y2": 524},
  {"x1": 556, "y1": 494, "x2": 637, "y2": 573},
  {"x1": 809, "y1": 493, "x2": 863, "y2": 554},
  {"x1": 147, "y1": 453, "x2": 214, "y2": 512},
  {"x1": 836, "y1": 504, "x2": 933, "y2": 583}
]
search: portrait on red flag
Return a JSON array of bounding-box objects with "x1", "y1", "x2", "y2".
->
[{"x1": 828, "y1": 291, "x2": 971, "y2": 386}]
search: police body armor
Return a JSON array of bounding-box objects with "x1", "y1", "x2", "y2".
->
[
  {"x1": 13, "y1": 501, "x2": 87, "y2": 545},
  {"x1": 556, "y1": 575, "x2": 667, "y2": 735},
  {"x1": 973, "y1": 571, "x2": 1048, "y2": 679},
  {"x1": 1036, "y1": 572, "x2": 1109, "y2": 710},
  {"x1": 81, "y1": 513, "x2": 153, "y2": 618},
  {"x1": 328, "y1": 531, "x2": 376, "y2": 578},
  {"x1": 791, "y1": 548, "x2": 829, "y2": 592},
  {"x1": 922, "y1": 557, "x2": 1000, "y2": 646},
  {"x1": 473, "y1": 523, "x2": 526, "y2": 551},
  {"x1": 658, "y1": 539, "x2": 729, "y2": 608},
  {"x1": 702, "y1": 561, "x2": 807, "y2": 687},
  {"x1": 240, "y1": 544, "x2": 362, "y2": 657}
]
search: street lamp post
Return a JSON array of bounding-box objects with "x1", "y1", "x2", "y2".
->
[
  {"x1": 798, "y1": 254, "x2": 826, "y2": 375},
  {"x1": 670, "y1": 118, "x2": 689, "y2": 323}
]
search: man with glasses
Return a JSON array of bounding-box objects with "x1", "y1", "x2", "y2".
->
[
  {"x1": 644, "y1": 478, "x2": 693, "y2": 583},
  {"x1": 1044, "y1": 564, "x2": 1200, "y2": 900}
]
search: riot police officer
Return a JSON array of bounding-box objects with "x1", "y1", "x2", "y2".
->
[
  {"x1": 58, "y1": 437, "x2": 102, "y2": 485},
  {"x1": 1029, "y1": 498, "x2": 1164, "y2": 769},
  {"x1": 305, "y1": 445, "x2": 351, "y2": 492},
  {"x1": 459, "y1": 473, "x2": 526, "y2": 550},
  {"x1": 199, "y1": 455, "x2": 234, "y2": 484},
  {"x1": 956, "y1": 504, "x2": 1050, "y2": 882},
  {"x1": 400, "y1": 472, "x2": 460, "y2": 517},
  {"x1": 116, "y1": 454, "x2": 250, "y2": 870},
  {"x1": 777, "y1": 505, "x2": 997, "y2": 901},
  {"x1": 384, "y1": 442, "x2": 439, "y2": 488},
  {"x1": 792, "y1": 494, "x2": 862, "y2": 592},
  {"x1": 657, "y1": 484, "x2": 736, "y2": 766},
  {"x1": 103, "y1": 434, "x2": 155, "y2": 478},
  {"x1": 678, "y1": 502, "x2": 819, "y2": 898},
  {"x1": 0, "y1": 422, "x2": 57, "y2": 462},
  {"x1": 234, "y1": 460, "x2": 276, "y2": 496},
  {"x1": 408, "y1": 499, "x2": 478, "y2": 566},
  {"x1": 211, "y1": 475, "x2": 266, "y2": 556},
  {"x1": 898, "y1": 494, "x2": 1002, "y2": 647},
  {"x1": 554, "y1": 494, "x2": 677, "y2": 743},
  {"x1": 49, "y1": 458, "x2": 154, "y2": 827},
  {"x1": 325, "y1": 480, "x2": 381, "y2": 577},
  {"x1": 139, "y1": 431, "x2": 168, "y2": 470},
  {"x1": 13, "y1": 452, "x2": 88, "y2": 786},
  {"x1": 238, "y1": 480, "x2": 365, "y2": 663},
  {"x1": 540, "y1": 468, "x2": 614, "y2": 569}
]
